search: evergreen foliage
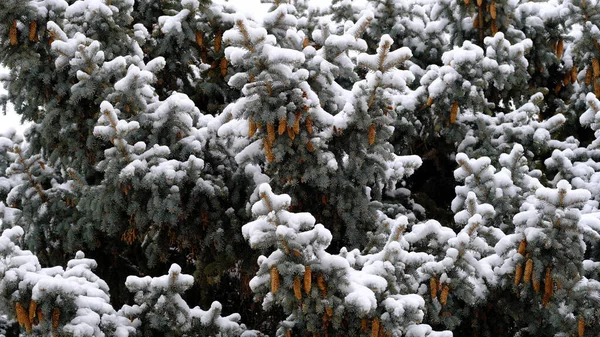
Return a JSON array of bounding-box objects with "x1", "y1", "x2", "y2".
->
[{"x1": 0, "y1": 0, "x2": 599, "y2": 336}]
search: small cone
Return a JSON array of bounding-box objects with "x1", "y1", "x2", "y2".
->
[
  {"x1": 440, "y1": 285, "x2": 450, "y2": 306},
  {"x1": 368, "y1": 124, "x2": 376, "y2": 145},
  {"x1": 294, "y1": 112, "x2": 301, "y2": 134},
  {"x1": 464, "y1": 0, "x2": 470, "y2": 4},
  {"x1": 556, "y1": 39, "x2": 564, "y2": 58},
  {"x1": 265, "y1": 139, "x2": 275, "y2": 163},
  {"x1": 270, "y1": 266, "x2": 280, "y2": 294},
  {"x1": 361, "y1": 318, "x2": 368, "y2": 331},
  {"x1": 490, "y1": 1, "x2": 497, "y2": 19},
  {"x1": 317, "y1": 274, "x2": 327, "y2": 297},
  {"x1": 325, "y1": 306, "x2": 333, "y2": 317},
  {"x1": 52, "y1": 307, "x2": 60, "y2": 330},
  {"x1": 542, "y1": 267, "x2": 553, "y2": 307},
  {"x1": 473, "y1": 14, "x2": 479, "y2": 29},
  {"x1": 593, "y1": 58, "x2": 600, "y2": 77},
  {"x1": 532, "y1": 270, "x2": 541, "y2": 293},
  {"x1": 426, "y1": 96, "x2": 433, "y2": 107},
  {"x1": 524, "y1": 258, "x2": 533, "y2": 283},
  {"x1": 477, "y1": 0, "x2": 482, "y2": 6},
  {"x1": 450, "y1": 102, "x2": 459, "y2": 124},
  {"x1": 564, "y1": 70, "x2": 572, "y2": 85},
  {"x1": 586, "y1": 66, "x2": 593, "y2": 85},
  {"x1": 214, "y1": 29, "x2": 222, "y2": 52},
  {"x1": 248, "y1": 118, "x2": 257, "y2": 137},
  {"x1": 306, "y1": 141, "x2": 315, "y2": 152},
  {"x1": 517, "y1": 239, "x2": 527, "y2": 255},
  {"x1": 29, "y1": 20, "x2": 38, "y2": 42},
  {"x1": 371, "y1": 317, "x2": 380, "y2": 337},
  {"x1": 195, "y1": 31, "x2": 203, "y2": 47},
  {"x1": 578, "y1": 316, "x2": 585, "y2": 337},
  {"x1": 293, "y1": 277, "x2": 302, "y2": 300},
  {"x1": 287, "y1": 127, "x2": 295, "y2": 140},
  {"x1": 220, "y1": 58, "x2": 228, "y2": 77},
  {"x1": 572, "y1": 66, "x2": 578, "y2": 83},
  {"x1": 10, "y1": 20, "x2": 17, "y2": 46},
  {"x1": 430, "y1": 277, "x2": 438, "y2": 299},
  {"x1": 491, "y1": 20, "x2": 498, "y2": 35},
  {"x1": 304, "y1": 266, "x2": 312, "y2": 294},
  {"x1": 16, "y1": 302, "x2": 31, "y2": 332},
  {"x1": 267, "y1": 123, "x2": 276, "y2": 144},
  {"x1": 302, "y1": 37, "x2": 310, "y2": 48},
  {"x1": 29, "y1": 301, "x2": 37, "y2": 322},
  {"x1": 278, "y1": 118, "x2": 286, "y2": 135},
  {"x1": 514, "y1": 263, "x2": 523, "y2": 286},
  {"x1": 305, "y1": 117, "x2": 313, "y2": 134}
]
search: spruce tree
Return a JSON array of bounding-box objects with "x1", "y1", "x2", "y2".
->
[{"x1": 0, "y1": 0, "x2": 600, "y2": 336}]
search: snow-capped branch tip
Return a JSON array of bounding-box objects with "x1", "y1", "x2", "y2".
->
[{"x1": 357, "y1": 35, "x2": 412, "y2": 73}]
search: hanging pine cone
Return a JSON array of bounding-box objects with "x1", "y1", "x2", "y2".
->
[
  {"x1": 10, "y1": 20, "x2": 17, "y2": 46},
  {"x1": 517, "y1": 239, "x2": 527, "y2": 255},
  {"x1": 490, "y1": 1, "x2": 497, "y2": 19},
  {"x1": 440, "y1": 285, "x2": 450, "y2": 306},
  {"x1": 220, "y1": 58, "x2": 228, "y2": 77},
  {"x1": 532, "y1": 270, "x2": 541, "y2": 293},
  {"x1": 586, "y1": 66, "x2": 593, "y2": 85},
  {"x1": 317, "y1": 273, "x2": 327, "y2": 297},
  {"x1": 368, "y1": 124, "x2": 376, "y2": 145},
  {"x1": 29, "y1": 20, "x2": 38, "y2": 42},
  {"x1": 52, "y1": 307, "x2": 60, "y2": 330},
  {"x1": 524, "y1": 257, "x2": 533, "y2": 284},
  {"x1": 491, "y1": 20, "x2": 498, "y2": 35},
  {"x1": 305, "y1": 117, "x2": 313, "y2": 134},
  {"x1": 195, "y1": 31, "x2": 203, "y2": 47},
  {"x1": 430, "y1": 277, "x2": 438, "y2": 299},
  {"x1": 304, "y1": 266, "x2": 312, "y2": 294},
  {"x1": 293, "y1": 277, "x2": 302, "y2": 300},
  {"x1": 29, "y1": 301, "x2": 37, "y2": 322},
  {"x1": 556, "y1": 39, "x2": 564, "y2": 58},
  {"x1": 514, "y1": 263, "x2": 523, "y2": 286},
  {"x1": 264, "y1": 138, "x2": 275, "y2": 163},
  {"x1": 278, "y1": 118, "x2": 286, "y2": 135},
  {"x1": 371, "y1": 317, "x2": 380, "y2": 337},
  {"x1": 270, "y1": 266, "x2": 280, "y2": 294},
  {"x1": 287, "y1": 127, "x2": 295, "y2": 140},
  {"x1": 542, "y1": 267, "x2": 553, "y2": 307},
  {"x1": 450, "y1": 102, "x2": 459, "y2": 124},
  {"x1": 248, "y1": 117, "x2": 257, "y2": 137},
  {"x1": 267, "y1": 123, "x2": 276, "y2": 144},
  {"x1": 293, "y1": 112, "x2": 301, "y2": 134},
  {"x1": 16, "y1": 302, "x2": 31, "y2": 332},
  {"x1": 214, "y1": 29, "x2": 222, "y2": 52}
]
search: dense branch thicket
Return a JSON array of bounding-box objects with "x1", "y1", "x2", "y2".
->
[{"x1": 0, "y1": 0, "x2": 599, "y2": 336}]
